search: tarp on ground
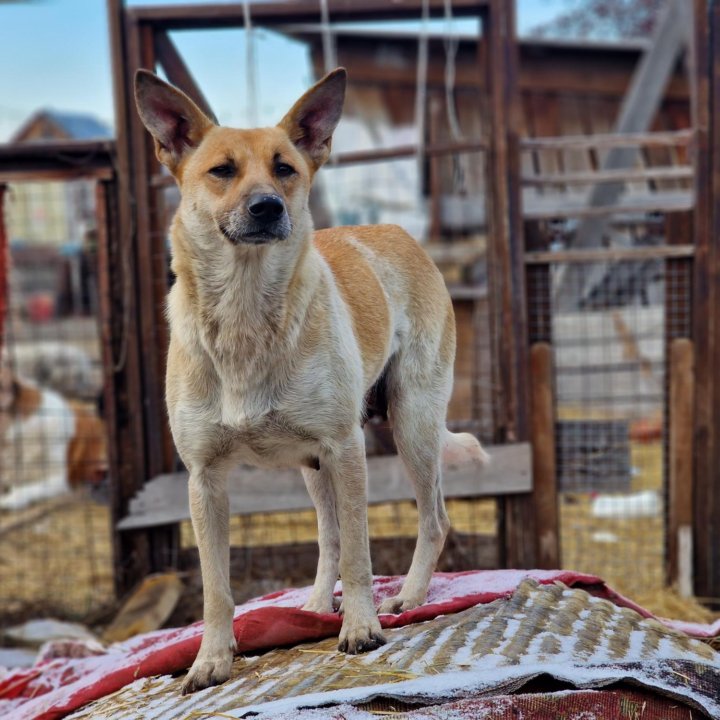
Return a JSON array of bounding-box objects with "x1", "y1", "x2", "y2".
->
[{"x1": 1, "y1": 570, "x2": 719, "y2": 720}]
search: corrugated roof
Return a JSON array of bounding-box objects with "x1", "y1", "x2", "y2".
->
[
  {"x1": 43, "y1": 110, "x2": 112, "y2": 140},
  {"x1": 66, "y1": 579, "x2": 720, "y2": 720}
]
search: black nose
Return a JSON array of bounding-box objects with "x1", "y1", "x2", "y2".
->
[{"x1": 247, "y1": 194, "x2": 285, "y2": 222}]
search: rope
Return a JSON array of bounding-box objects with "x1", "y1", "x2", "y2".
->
[
  {"x1": 319, "y1": 0, "x2": 337, "y2": 73},
  {"x1": 443, "y1": 0, "x2": 468, "y2": 194},
  {"x1": 243, "y1": 0, "x2": 259, "y2": 127},
  {"x1": 415, "y1": 0, "x2": 430, "y2": 213}
]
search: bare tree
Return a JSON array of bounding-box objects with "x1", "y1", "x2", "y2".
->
[{"x1": 531, "y1": 0, "x2": 666, "y2": 40}]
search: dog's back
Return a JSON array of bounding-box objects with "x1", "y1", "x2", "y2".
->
[{"x1": 313, "y1": 224, "x2": 452, "y2": 389}]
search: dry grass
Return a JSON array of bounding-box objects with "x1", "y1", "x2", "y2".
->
[
  {"x1": 0, "y1": 496, "x2": 115, "y2": 622},
  {"x1": 180, "y1": 498, "x2": 497, "y2": 549}
]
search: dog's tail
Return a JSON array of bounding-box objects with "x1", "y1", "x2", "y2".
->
[{"x1": 441, "y1": 429, "x2": 490, "y2": 470}]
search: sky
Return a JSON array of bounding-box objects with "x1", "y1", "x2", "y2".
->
[{"x1": 0, "y1": 0, "x2": 569, "y2": 142}]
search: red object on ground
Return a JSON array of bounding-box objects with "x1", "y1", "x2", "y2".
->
[
  {"x1": 1, "y1": 570, "x2": 718, "y2": 720},
  {"x1": 387, "y1": 688, "x2": 704, "y2": 720},
  {"x1": 26, "y1": 293, "x2": 55, "y2": 323}
]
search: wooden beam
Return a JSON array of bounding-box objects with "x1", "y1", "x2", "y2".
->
[
  {"x1": 522, "y1": 165, "x2": 693, "y2": 187},
  {"x1": 117, "y1": 443, "x2": 533, "y2": 531},
  {"x1": 130, "y1": 0, "x2": 489, "y2": 30},
  {"x1": 521, "y1": 129, "x2": 693, "y2": 151},
  {"x1": 107, "y1": 0, "x2": 153, "y2": 595},
  {"x1": 529, "y1": 343, "x2": 559, "y2": 570},
  {"x1": 0, "y1": 184, "x2": 6, "y2": 358},
  {"x1": 0, "y1": 140, "x2": 115, "y2": 181},
  {"x1": 154, "y1": 30, "x2": 217, "y2": 122},
  {"x1": 668, "y1": 339, "x2": 694, "y2": 595},
  {"x1": 126, "y1": 16, "x2": 175, "y2": 479},
  {"x1": 483, "y1": 0, "x2": 535, "y2": 569},
  {"x1": 692, "y1": 0, "x2": 720, "y2": 606},
  {"x1": 525, "y1": 245, "x2": 695, "y2": 265}
]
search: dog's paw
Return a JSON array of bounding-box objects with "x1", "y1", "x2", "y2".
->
[
  {"x1": 338, "y1": 615, "x2": 385, "y2": 654},
  {"x1": 181, "y1": 648, "x2": 234, "y2": 695},
  {"x1": 303, "y1": 594, "x2": 342, "y2": 614},
  {"x1": 378, "y1": 595, "x2": 423, "y2": 615}
]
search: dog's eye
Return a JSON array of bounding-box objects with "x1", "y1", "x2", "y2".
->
[
  {"x1": 275, "y1": 163, "x2": 296, "y2": 178},
  {"x1": 208, "y1": 164, "x2": 235, "y2": 179}
]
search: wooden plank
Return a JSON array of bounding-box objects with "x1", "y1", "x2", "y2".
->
[
  {"x1": 529, "y1": 344, "x2": 559, "y2": 570},
  {"x1": 107, "y1": 0, "x2": 152, "y2": 595},
  {"x1": 525, "y1": 244, "x2": 695, "y2": 265},
  {"x1": 179, "y1": 531, "x2": 498, "y2": 584},
  {"x1": 522, "y1": 165, "x2": 693, "y2": 187},
  {"x1": 524, "y1": 189, "x2": 694, "y2": 220},
  {"x1": 130, "y1": 0, "x2": 490, "y2": 30},
  {"x1": 126, "y1": 17, "x2": 174, "y2": 480},
  {"x1": 692, "y1": 0, "x2": 720, "y2": 605},
  {"x1": 117, "y1": 443, "x2": 532, "y2": 531},
  {"x1": 483, "y1": 0, "x2": 535, "y2": 570},
  {"x1": 94, "y1": 180, "x2": 121, "y2": 551},
  {"x1": 668, "y1": 339, "x2": 694, "y2": 592},
  {"x1": 521, "y1": 129, "x2": 694, "y2": 151},
  {"x1": 0, "y1": 140, "x2": 115, "y2": 181},
  {"x1": 0, "y1": 184, "x2": 6, "y2": 356},
  {"x1": 154, "y1": 30, "x2": 217, "y2": 122}
]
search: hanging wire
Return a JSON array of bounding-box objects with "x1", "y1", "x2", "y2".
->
[
  {"x1": 319, "y1": 0, "x2": 338, "y2": 73},
  {"x1": 443, "y1": 0, "x2": 468, "y2": 194},
  {"x1": 415, "y1": 0, "x2": 431, "y2": 216},
  {"x1": 243, "y1": 0, "x2": 259, "y2": 127}
]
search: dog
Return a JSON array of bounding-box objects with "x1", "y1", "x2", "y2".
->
[
  {"x1": 134, "y1": 67, "x2": 488, "y2": 694},
  {"x1": 0, "y1": 368, "x2": 107, "y2": 510}
]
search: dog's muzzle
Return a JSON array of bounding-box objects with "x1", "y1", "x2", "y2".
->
[{"x1": 219, "y1": 193, "x2": 291, "y2": 245}]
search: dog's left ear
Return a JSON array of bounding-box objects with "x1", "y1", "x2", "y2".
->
[{"x1": 278, "y1": 68, "x2": 346, "y2": 171}]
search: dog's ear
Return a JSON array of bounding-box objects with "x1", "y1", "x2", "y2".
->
[
  {"x1": 278, "y1": 68, "x2": 346, "y2": 171},
  {"x1": 134, "y1": 69, "x2": 214, "y2": 173}
]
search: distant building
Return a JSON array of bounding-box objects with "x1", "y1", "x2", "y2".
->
[
  {"x1": 5, "y1": 110, "x2": 112, "y2": 317},
  {"x1": 7, "y1": 110, "x2": 112, "y2": 246}
]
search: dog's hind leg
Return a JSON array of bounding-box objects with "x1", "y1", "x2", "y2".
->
[
  {"x1": 302, "y1": 464, "x2": 341, "y2": 613},
  {"x1": 380, "y1": 355, "x2": 452, "y2": 613},
  {"x1": 182, "y1": 463, "x2": 236, "y2": 694}
]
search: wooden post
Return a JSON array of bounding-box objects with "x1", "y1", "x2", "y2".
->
[
  {"x1": 692, "y1": 0, "x2": 720, "y2": 605},
  {"x1": 0, "y1": 184, "x2": 7, "y2": 356},
  {"x1": 668, "y1": 339, "x2": 694, "y2": 596},
  {"x1": 107, "y1": 0, "x2": 155, "y2": 593},
  {"x1": 484, "y1": 0, "x2": 535, "y2": 568},
  {"x1": 530, "y1": 343, "x2": 559, "y2": 569}
]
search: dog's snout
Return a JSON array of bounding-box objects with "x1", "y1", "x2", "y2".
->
[{"x1": 247, "y1": 194, "x2": 285, "y2": 222}]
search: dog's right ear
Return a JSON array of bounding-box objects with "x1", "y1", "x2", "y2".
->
[{"x1": 134, "y1": 70, "x2": 214, "y2": 174}]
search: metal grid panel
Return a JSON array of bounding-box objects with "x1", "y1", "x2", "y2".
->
[
  {"x1": 526, "y1": 214, "x2": 692, "y2": 597},
  {"x1": 0, "y1": 181, "x2": 113, "y2": 625}
]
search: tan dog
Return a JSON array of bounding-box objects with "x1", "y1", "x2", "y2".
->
[{"x1": 134, "y1": 68, "x2": 488, "y2": 694}]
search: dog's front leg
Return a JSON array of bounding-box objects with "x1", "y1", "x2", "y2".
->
[
  {"x1": 182, "y1": 465, "x2": 236, "y2": 694},
  {"x1": 325, "y1": 426, "x2": 385, "y2": 653}
]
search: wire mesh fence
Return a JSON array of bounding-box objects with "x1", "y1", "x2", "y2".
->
[
  {"x1": 527, "y1": 214, "x2": 692, "y2": 597},
  {"x1": 0, "y1": 179, "x2": 114, "y2": 625}
]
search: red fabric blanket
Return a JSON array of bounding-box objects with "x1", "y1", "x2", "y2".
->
[{"x1": 1, "y1": 569, "x2": 718, "y2": 720}]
